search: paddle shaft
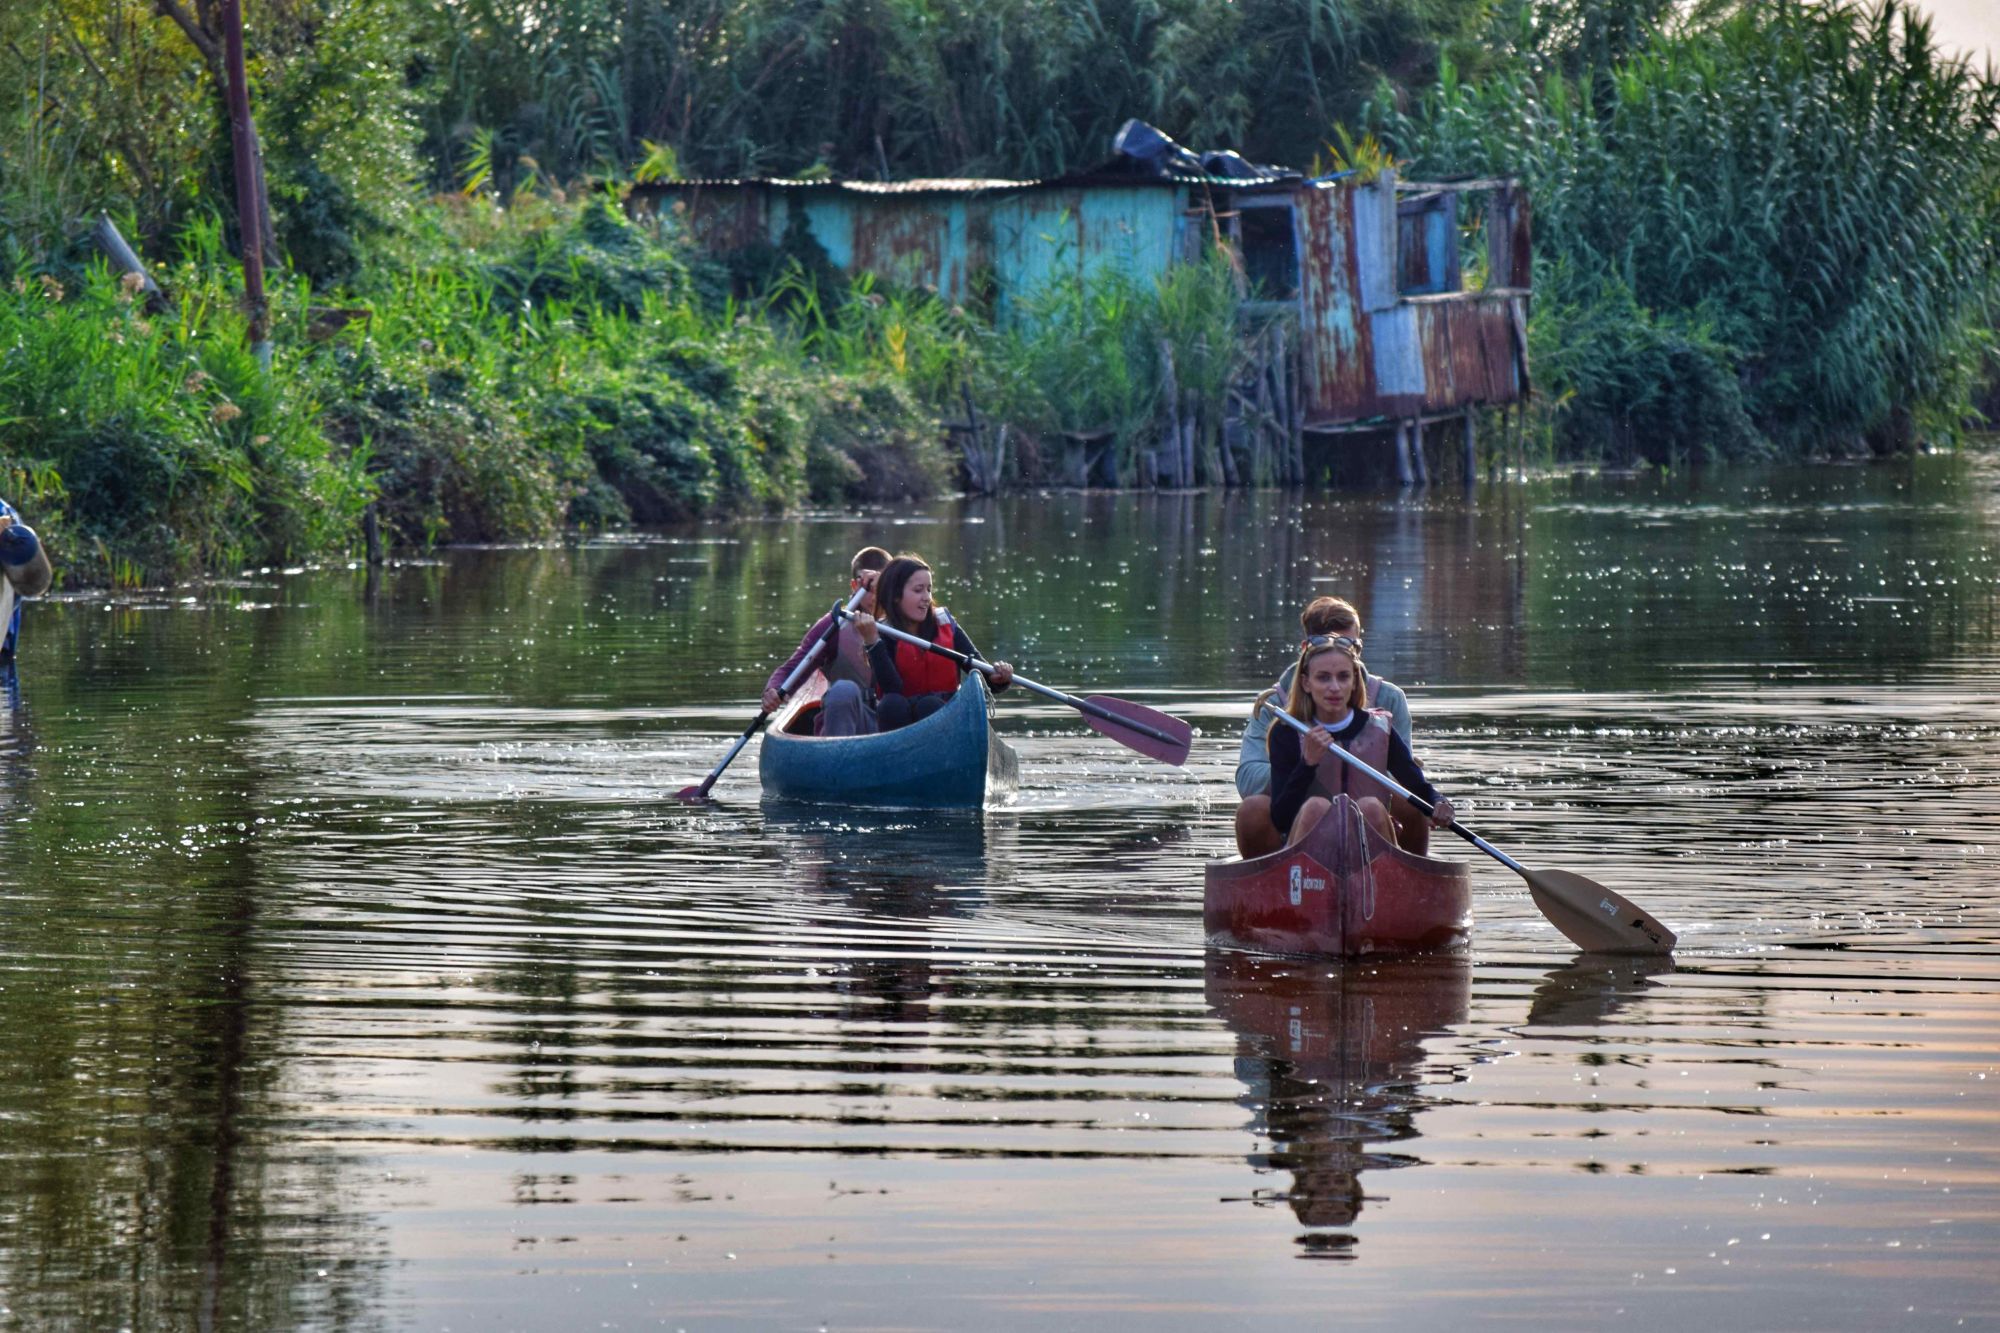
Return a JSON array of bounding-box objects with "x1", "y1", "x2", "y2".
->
[
  {"x1": 687, "y1": 585, "x2": 871, "y2": 798},
  {"x1": 1261, "y1": 704, "x2": 1527, "y2": 874},
  {"x1": 843, "y1": 613, "x2": 1182, "y2": 749}
]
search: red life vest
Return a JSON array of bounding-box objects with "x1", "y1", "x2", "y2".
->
[
  {"x1": 1307, "y1": 710, "x2": 1398, "y2": 807},
  {"x1": 887, "y1": 608, "x2": 963, "y2": 697}
]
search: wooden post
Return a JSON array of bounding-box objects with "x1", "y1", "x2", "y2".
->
[
  {"x1": 1411, "y1": 417, "x2": 1429, "y2": 486},
  {"x1": 1394, "y1": 421, "x2": 1415, "y2": 487},
  {"x1": 1159, "y1": 340, "x2": 1183, "y2": 488},
  {"x1": 221, "y1": 0, "x2": 270, "y2": 372},
  {"x1": 1462, "y1": 408, "x2": 1478, "y2": 487},
  {"x1": 1286, "y1": 340, "x2": 1305, "y2": 486},
  {"x1": 1182, "y1": 391, "x2": 1197, "y2": 487}
]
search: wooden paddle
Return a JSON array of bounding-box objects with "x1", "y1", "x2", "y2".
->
[
  {"x1": 848, "y1": 613, "x2": 1192, "y2": 765},
  {"x1": 1262, "y1": 705, "x2": 1675, "y2": 955},
  {"x1": 674, "y1": 584, "x2": 872, "y2": 803}
]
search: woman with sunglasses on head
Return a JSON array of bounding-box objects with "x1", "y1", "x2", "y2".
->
[
  {"x1": 1263, "y1": 633, "x2": 1453, "y2": 853},
  {"x1": 1234, "y1": 597, "x2": 1415, "y2": 857},
  {"x1": 851, "y1": 554, "x2": 1013, "y2": 732}
]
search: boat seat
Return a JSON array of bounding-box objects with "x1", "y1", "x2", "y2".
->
[{"x1": 781, "y1": 700, "x2": 824, "y2": 736}]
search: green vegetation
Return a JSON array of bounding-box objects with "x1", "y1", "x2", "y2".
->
[
  {"x1": 3, "y1": 0, "x2": 1998, "y2": 583},
  {"x1": 1378, "y1": 0, "x2": 2000, "y2": 463}
]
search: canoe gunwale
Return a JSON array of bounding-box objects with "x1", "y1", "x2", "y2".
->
[
  {"x1": 1203, "y1": 794, "x2": 1473, "y2": 957},
  {"x1": 758, "y1": 672, "x2": 1017, "y2": 809}
]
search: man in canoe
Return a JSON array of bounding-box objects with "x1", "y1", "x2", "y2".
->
[
  {"x1": 1233, "y1": 596, "x2": 1421, "y2": 857},
  {"x1": 761, "y1": 545, "x2": 892, "y2": 736}
]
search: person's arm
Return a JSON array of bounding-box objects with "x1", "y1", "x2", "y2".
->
[
  {"x1": 763, "y1": 611, "x2": 837, "y2": 705},
  {"x1": 947, "y1": 621, "x2": 1011, "y2": 690},
  {"x1": 1373, "y1": 678, "x2": 1412, "y2": 745},
  {"x1": 1267, "y1": 724, "x2": 1318, "y2": 834},
  {"x1": 1385, "y1": 732, "x2": 1441, "y2": 808},
  {"x1": 1235, "y1": 704, "x2": 1274, "y2": 799},
  {"x1": 867, "y1": 637, "x2": 903, "y2": 696}
]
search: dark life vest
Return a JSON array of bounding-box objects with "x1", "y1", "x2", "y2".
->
[{"x1": 1307, "y1": 710, "x2": 1397, "y2": 807}]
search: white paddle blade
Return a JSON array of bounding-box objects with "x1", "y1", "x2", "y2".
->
[{"x1": 1524, "y1": 867, "x2": 1677, "y2": 956}]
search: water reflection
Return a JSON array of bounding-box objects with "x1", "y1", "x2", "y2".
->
[
  {"x1": 778, "y1": 810, "x2": 1001, "y2": 1021},
  {"x1": 1207, "y1": 951, "x2": 1470, "y2": 1257},
  {"x1": 1526, "y1": 955, "x2": 1678, "y2": 1029},
  {"x1": 3, "y1": 458, "x2": 2000, "y2": 1327}
]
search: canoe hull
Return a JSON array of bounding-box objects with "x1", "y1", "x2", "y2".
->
[
  {"x1": 1204, "y1": 794, "x2": 1472, "y2": 957},
  {"x1": 759, "y1": 674, "x2": 1018, "y2": 809}
]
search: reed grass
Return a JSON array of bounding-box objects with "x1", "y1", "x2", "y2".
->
[{"x1": 1379, "y1": 0, "x2": 2000, "y2": 461}]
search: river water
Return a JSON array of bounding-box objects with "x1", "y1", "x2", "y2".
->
[{"x1": 2, "y1": 458, "x2": 1997, "y2": 1331}]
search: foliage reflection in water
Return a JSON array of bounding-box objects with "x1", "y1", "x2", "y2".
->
[{"x1": 0, "y1": 458, "x2": 1997, "y2": 1329}]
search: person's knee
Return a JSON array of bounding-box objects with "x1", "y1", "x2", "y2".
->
[
  {"x1": 825, "y1": 680, "x2": 861, "y2": 706},
  {"x1": 911, "y1": 693, "x2": 947, "y2": 721},
  {"x1": 1234, "y1": 796, "x2": 1278, "y2": 858},
  {"x1": 878, "y1": 695, "x2": 912, "y2": 730}
]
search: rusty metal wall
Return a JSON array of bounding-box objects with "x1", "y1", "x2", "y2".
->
[
  {"x1": 643, "y1": 173, "x2": 1529, "y2": 427},
  {"x1": 1295, "y1": 182, "x2": 1376, "y2": 422},
  {"x1": 1412, "y1": 297, "x2": 1521, "y2": 413},
  {"x1": 645, "y1": 184, "x2": 771, "y2": 254}
]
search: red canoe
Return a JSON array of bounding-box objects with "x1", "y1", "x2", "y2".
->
[{"x1": 1204, "y1": 794, "x2": 1473, "y2": 957}]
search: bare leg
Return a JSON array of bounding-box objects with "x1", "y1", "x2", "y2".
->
[
  {"x1": 1284, "y1": 795, "x2": 1333, "y2": 849},
  {"x1": 1234, "y1": 796, "x2": 1282, "y2": 859},
  {"x1": 1357, "y1": 796, "x2": 1398, "y2": 847},
  {"x1": 1390, "y1": 795, "x2": 1430, "y2": 855}
]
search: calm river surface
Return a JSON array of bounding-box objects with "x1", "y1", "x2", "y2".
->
[{"x1": 3, "y1": 458, "x2": 1998, "y2": 1331}]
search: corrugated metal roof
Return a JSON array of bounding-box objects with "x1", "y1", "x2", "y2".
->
[{"x1": 635, "y1": 171, "x2": 1283, "y2": 196}]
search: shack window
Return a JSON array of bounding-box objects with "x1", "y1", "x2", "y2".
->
[
  {"x1": 1397, "y1": 192, "x2": 1459, "y2": 296},
  {"x1": 1238, "y1": 203, "x2": 1298, "y2": 301}
]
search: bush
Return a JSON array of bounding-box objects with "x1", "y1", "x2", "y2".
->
[{"x1": 1378, "y1": 1, "x2": 2000, "y2": 459}]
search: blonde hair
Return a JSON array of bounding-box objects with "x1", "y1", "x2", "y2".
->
[{"x1": 1282, "y1": 638, "x2": 1369, "y2": 725}]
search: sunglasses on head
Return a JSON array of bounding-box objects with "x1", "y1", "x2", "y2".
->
[{"x1": 1302, "y1": 633, "x2": 1362, "y2": 653}]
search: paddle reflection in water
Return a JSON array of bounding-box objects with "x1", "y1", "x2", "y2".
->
[
  {"x1": 1206, "y1": 950, "x2": 1470, "y2": 1259},
  {"x1": 1525, "y1": 955, "x2": 1678, "y2": 1029}
]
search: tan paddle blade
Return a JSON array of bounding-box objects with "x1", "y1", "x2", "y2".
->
[{"x1": 1522, "y1": 867, "x2": 1677, "y2": 956}]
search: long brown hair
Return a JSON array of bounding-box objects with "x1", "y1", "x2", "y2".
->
[{"x1": 876, "y1": 555, "x2": 935, "y2": 635}]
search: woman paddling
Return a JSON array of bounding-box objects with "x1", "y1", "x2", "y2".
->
[
  {"x1": 1266, "y1": 633, "x2": 1453, "y2": 850},
  {"x1": 854, "y1": 555, "x2": 1014, "y2": 731}
]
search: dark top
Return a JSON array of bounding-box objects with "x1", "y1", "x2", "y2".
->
[
  {"x1": 866, "y1": 618, "x2": 1010, "y2": 698},
  {"x1": 1268, "y1": 711, "x2": 1440, "y2": 836}
]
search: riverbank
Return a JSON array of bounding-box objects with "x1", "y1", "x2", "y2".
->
[
  {"x1": 0, "y1": 195, "x2": 953, "y2": 589},
  {"x1": 3, "y1": 176, "x2": 1993, "y2": 592}
]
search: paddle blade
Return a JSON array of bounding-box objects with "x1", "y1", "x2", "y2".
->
[
  {"x1": 674, "y1": 784, "x2": 715, "y2": 805},
  {"x1": 1082, "y1": 695, "x2": 1192, "y2": 766},
  {"x1": 1522, "y1": 867, "x2": 1677, "y2": 956}
]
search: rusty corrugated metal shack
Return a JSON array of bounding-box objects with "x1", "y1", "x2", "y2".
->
[{"x1": 632, "y1": 162, "x2": 1529, "y2": 482}]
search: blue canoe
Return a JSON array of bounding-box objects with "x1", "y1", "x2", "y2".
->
[{"x1": 759, "y1": 672, "x2": 1019, "y2": 808}]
